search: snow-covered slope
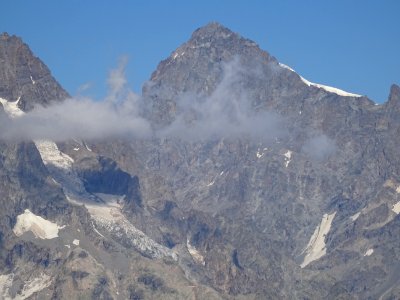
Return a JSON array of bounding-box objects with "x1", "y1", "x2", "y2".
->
[
  {"x1": 301, "y1": 211, "x2": 337, "y2": 268},
  {"x1": 279, "y1": 63, "x2": 362, "y2": 98},
  {"x1": 0, "y1": 97, "x2": 177, "y2": 261},
  {"x1": 0, "y1": 98, "x2": 24, "y2": 118},
  {"x1": 87, "y1": 195, "x2": 177, "y2": 260},
  {"x1": 0, "y1": 272, "x2": 52, "y2": 300},
  {"x1": 0, "y1": 97, "x2": 25, "y2": 118},
  {"x1": 13, "y1": 209, "x2": 64, "y2": 239}
]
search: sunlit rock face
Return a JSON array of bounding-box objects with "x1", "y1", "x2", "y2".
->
[
  {"x1": 0, "y1": 23, "x2": 400, "y2": 299},
  {"x1": 0, "y1": 33, "x2": 69, "y2": 112}
]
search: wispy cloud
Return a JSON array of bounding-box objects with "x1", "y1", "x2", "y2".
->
[
  {"x1": 302, "y1": 134, "x2": 337, "y2": 161},
  {"x1": 157, "y1": 58, "x2": 287, "y2": 141},
  {"x1": 0, "y1": 58, "x2": 151, "y2": 141},
  {"x1": 0, "y1": 57, "x2": 287, "y2": 143}
]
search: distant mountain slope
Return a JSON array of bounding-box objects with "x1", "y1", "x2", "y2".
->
[
  {"x1": 0, "y1": 23, "x2": 399, "y2": 299},
  {"x1": 0, "y1": 33, "x2": 68, "y2": 112}
]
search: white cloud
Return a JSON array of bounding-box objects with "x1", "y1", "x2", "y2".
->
[
  {"x1": 302, "y1": 134, "x2": 336, "y2": 160},
  {"x1": 0, "y1": 57, "x2": 287, "y2": 143},
  {"x1": 158, "y1": 58, "x2": 287, "y2": 141}
]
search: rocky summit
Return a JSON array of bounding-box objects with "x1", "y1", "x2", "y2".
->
[{"x1": 0, "y1": 23, "x2": 399, "y2": 299}]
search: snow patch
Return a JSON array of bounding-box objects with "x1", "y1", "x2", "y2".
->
[
  {"x1": 256, "y1": 147, "x2": 269, "y2": 158},
  {"x1": 30, "y1": 75, "x2": 36, "y2": 85},
  {"x1": 33, "y1": 141, "x2": 176, "y2": 259},
  {"x1": 92, "y1": 222, "x2": 105, "y2": 238},
  {"x1": 171, "y1": 51, "x2": 186, "y2": 61},
  {"x1": 34, "y1": 140, "x2": 92, "y2": 204},
  {"x1": 73, "y1": 147, "x2": 80, "y2": 151},
  {"x1": 301, "y1": 211, "x2": 336, "y2": 268},
  {"x1": 86, "y1": 198, "x2": 178, "y2": 260},
  {"x1": 392, "y1": 201, "x2": 400, "y2": 214},
  {"x1": 83, "y1": 142, "x2": 92, "y2": 152},
  {"x1": 35, "y1": 140, "x2": 74, "y2": 170},
  {"x1": 0, "y1": 273, "x2": 13, "y2": 299},
  {"x1": 350, "y1": 212, "x2": 361, "y2": 221},
  {"x1": 283, "y1": 150, "x2": 293, "y2": 168},
  {"x1": 206, "y1": 180, "x2": 215, "y2": 187},
  {"x1": 13, "y1": 209, "x2": 63, "y2": 240},
  {"x1": 0, "y1": 95, "x2": 176, "y2": 261},
  {"x1": 279, "y1": 63, "x2": 361, "y2": 98},
  {"x1": 364, "y1": 248, "x2": 374, "y2": 256},
  {"x1": 279, "y1": 63, "x2": 295, "y2": 72},
  {"x1": 187, "y1": 238, "x2": 205, "y2": 265},
  {"x1": 256, "y1": 148, "x2": 265, "y2": 158},
  {"x1": 72, "y1": 239, "x2": 80, "y2": 246},
  {"x1": 0, "y1": 97, "x2": 25, "y2": 118},
  {"x1": 16, "y1": 273, "x2": 52, "y2": 300}
]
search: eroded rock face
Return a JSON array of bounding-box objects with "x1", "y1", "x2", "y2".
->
[
  {"x1": 1, "y1": 23, "x2": 400, "y2": 299},
  {"x1": 93, "y1": 23, "x2": 400, "y2": 298},
  {"x1": 0, "y1": 33, "x2": 69, "y2": 111}
]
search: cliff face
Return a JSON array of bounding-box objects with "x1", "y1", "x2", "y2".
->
[
  {"x1": 0, "y1": 30, "x2": 220, "y2": 300},
  {"x1": 0, "y1": 23, "x2": 400, "y2": 299},
  {"x1": 0, "y1": 33, "x2": 68, "y2": 111},
  {"x1": 95, "y1": 23, "x2": 400, "y2": 298}
]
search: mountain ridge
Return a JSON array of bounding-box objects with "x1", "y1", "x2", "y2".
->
[
  {"x1": 0, "y1": 24, "x2": 399, "y2": 299},
  {"x1": 0, "y1": 32, "x2": 68, "y2": 112}
]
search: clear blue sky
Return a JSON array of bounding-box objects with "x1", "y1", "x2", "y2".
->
[{"x1": 1, "y1": 1, "x2": 399, "y2": 103}]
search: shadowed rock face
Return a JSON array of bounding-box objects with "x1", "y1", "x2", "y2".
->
[
  {"x1": 74, "y1": 155, "x2": 143, "y2": 209},
  {"x1": 1, "y1": 23, "x2": 400, "y2": 299},
  {"x1": 0, "y1": 33, "x2": 68, "y2": 111}
]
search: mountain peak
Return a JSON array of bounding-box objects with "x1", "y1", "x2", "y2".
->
[
  {"x1": 145, "y1": 23, "x2": 273, "y2": 126},
  {"x1": 389, "y1": 84, "x2": 400, "y2": 100},
  {"x1": 149, "y1": 22, "x2": 265, "y2": 83},
  {"x1": 0, "y1": 33, "x2": 68, "y2": 111},
  {"x1": 1, "y1": 32, "x2": 16, "y2": 38},
  {"x1": 188, "y1": 22, "x2": 258, "y2": 49},
  {"x1": 386, "y1": 83, "x2": 400, "y2": 109},
  {"x1": 0, "y1": 32, "x2": 24, "y2": 45},
  {"x1": 191, "y1": 22, "x2": 235, "y2": 39},
  {"x1": 0, "y1": 32, "x2": 10, "y2": 38}
]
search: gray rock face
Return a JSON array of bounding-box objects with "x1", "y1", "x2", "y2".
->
[
  {"x1": 73, "y1": 154, "x2": 142, "y2": 209},
  {"x1": 94, "y1": 23, "x2": 400, "y2": 298},
  {"x1": 0, "y1": 33, "x2": 68, "y2": 111},
  {"x1": 1, "y1": 23, "x2": 400, "y2": 299}
]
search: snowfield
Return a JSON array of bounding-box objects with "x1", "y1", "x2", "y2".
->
[
  {"x1": 0, "y1": 97, "x2": 25, "y2": 118},
  {"x1": 279, "y1": 63, "x2": 362, "y2": 98},
  {"x1": 13, "y1": 209, "x2": 63, "y2": 239},
  {"x1": 0, "y1": 272, "x2": 52, "y2": 300},
  {"x1": 301, "y1": 211, "x2": 336, "y2": 268},
  {"x1": 392, "y1": 201, "x2": 400, "y2": 214},
  {"x1": 1, "y1": 97, "x2": 177, "y2": 261}
]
